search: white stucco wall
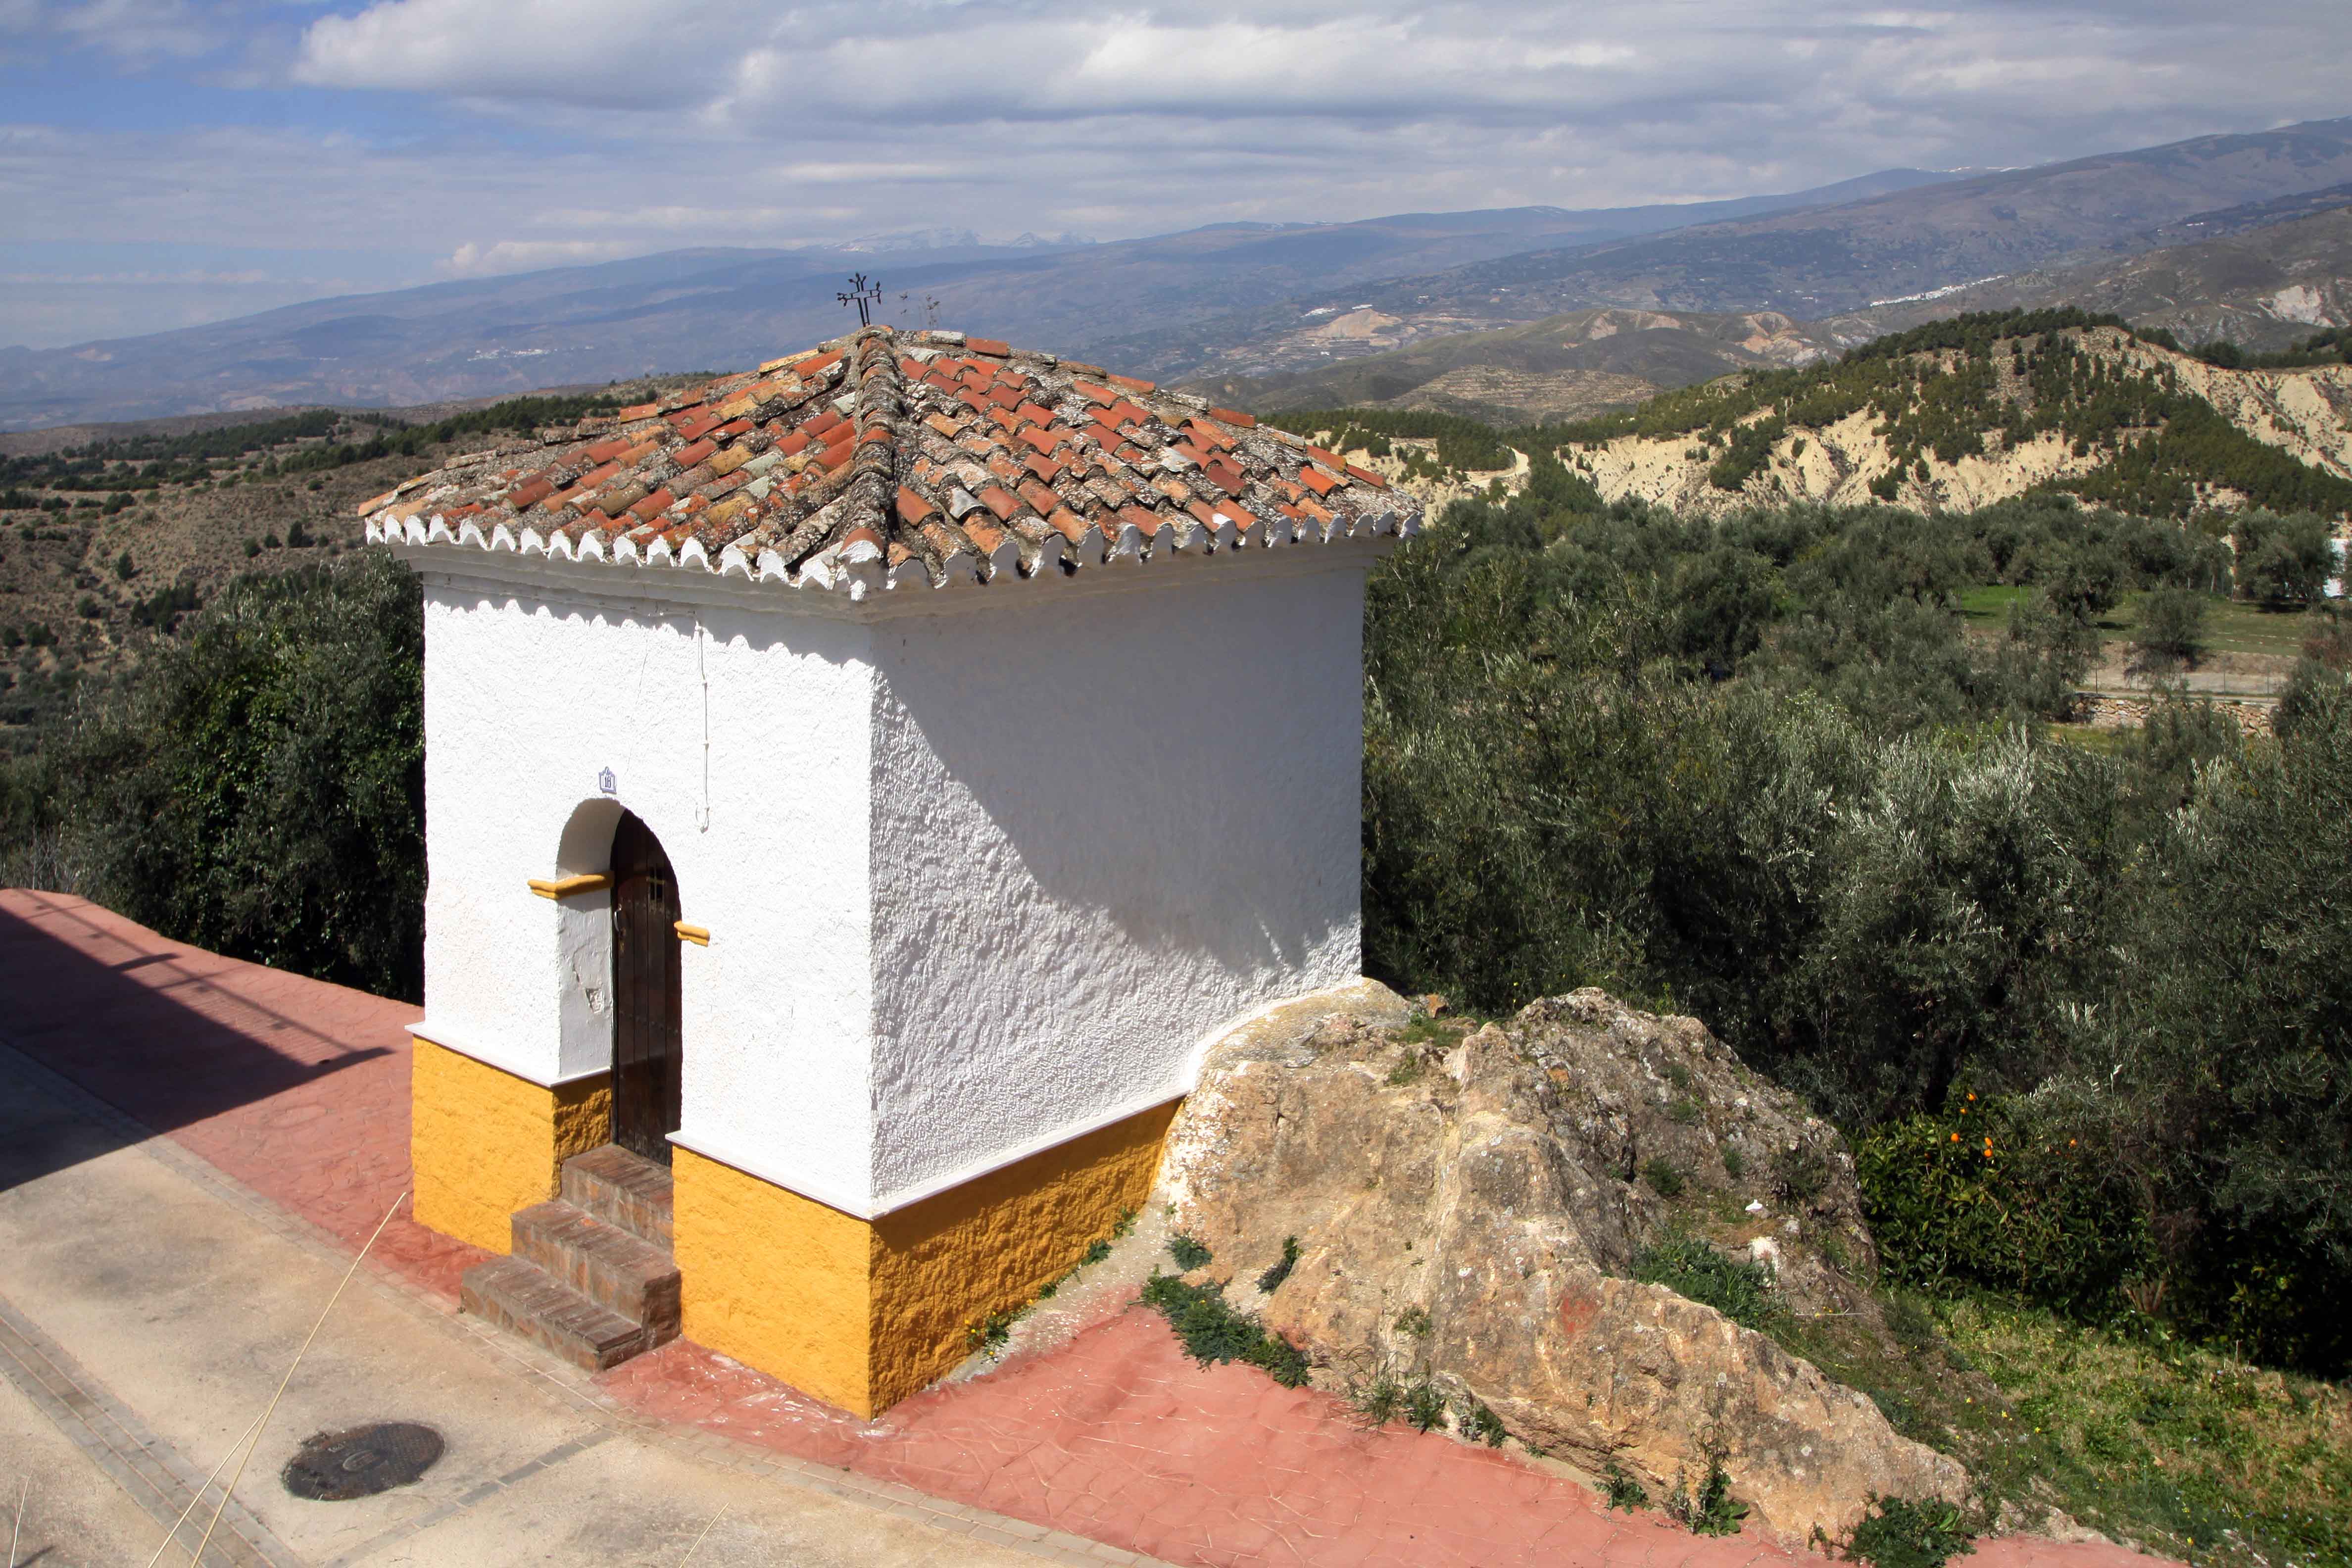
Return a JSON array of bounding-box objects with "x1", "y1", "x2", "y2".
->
[
  {"x1": 409, "y1": 546, "x2": 1372, "y2": 1216},
  {"x1": 416, "y1": 568, "x2": 880, "y2": 1207},
  {"x1": 864, "y1": 562, "x2": 1367, "y2": 1203}
]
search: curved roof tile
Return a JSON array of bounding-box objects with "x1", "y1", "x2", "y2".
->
[{"x1": 361, "y1": 326, "x2": 1421, "y2": 598}]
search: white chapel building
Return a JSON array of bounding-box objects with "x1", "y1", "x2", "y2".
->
[{"x1": 365, "y1": 324, "x2": 1419, "y2": 1416}]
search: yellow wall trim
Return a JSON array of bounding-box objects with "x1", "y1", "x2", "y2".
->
[
  {"x1": 410, "y1": 1038, "x2": 610, "y2": 1251},
  {"x1": 675, "y1": 1098, "x2": 1178, "y2": 1418},
  {"x1": 527, "y1": 873, "x2": 612, "y2": 900}
]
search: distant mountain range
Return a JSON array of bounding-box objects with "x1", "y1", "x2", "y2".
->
[
  {"x1": 1131, "y1": 117, "x2": 2352, "y2": 385},
  {"x1": 1203, "y1": 180, "x2": 2352, "y2": 426},
  {"x1": 5, "y1": 115, "x2": 2352, "y2": 434},
  {"x1": 0, "y1": 170, "x2": 1950, "y2": 431}
]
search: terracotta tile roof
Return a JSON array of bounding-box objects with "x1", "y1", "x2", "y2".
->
[{"x1": 360, "y1": 327, "x2": 1419, "y2": 596}]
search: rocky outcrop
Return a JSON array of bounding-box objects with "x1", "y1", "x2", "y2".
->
[{"x1": 1161, "y1": 983, "x2": 1968, "y2": 1545}]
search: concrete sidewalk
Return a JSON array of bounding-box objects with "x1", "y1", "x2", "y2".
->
[{"x1": 0, "y1": 1037, "x2": 1093, "y2": 1568}]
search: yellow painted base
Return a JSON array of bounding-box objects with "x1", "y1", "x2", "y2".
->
[
  {"x1": 675, "y1": 1100, "x2": 1179, "y2": 1418},
  {"x1": 410, "y1": 1038, "x2": 611, "y2": 1252}
]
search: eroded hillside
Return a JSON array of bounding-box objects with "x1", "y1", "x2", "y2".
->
[{"x1": 1561, "y1": 319, "x2": 2352, "y2": 519}]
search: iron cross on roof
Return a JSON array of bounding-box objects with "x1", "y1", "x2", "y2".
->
[{"x1": 836, "y1": 273, "x2": 883, "y2": 328}]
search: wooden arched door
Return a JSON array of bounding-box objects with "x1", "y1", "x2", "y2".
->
[{"x1": 610, "y1": 810, "x2": 682, "y2": 1163}]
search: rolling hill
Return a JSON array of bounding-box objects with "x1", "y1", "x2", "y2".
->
[
  {"x1": 1525, "y1": 314, "x2": 2352, "y2": 520},
  {"x1": 1183, "y1": 308, "x2": 1834, "y2": 424}
]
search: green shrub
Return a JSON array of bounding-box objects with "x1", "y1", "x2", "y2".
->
[
  {"x1": 1855, "y1": 1096, "x2": 2150, "y2": 1314},
  {"x1": 1845, "y1": 1496, "x2": 1976, "y2": 1568},
  {"x1": 1642, "y1": 1157, "x2": 1686, "y2": 1198},
  {"x1": 1167, "y1": 1232, "x2": 1212, "y2": 1270},
  {"x1": 4, "y1": 555, "x2": 426, "y2": 999},
  {"x1": 2131, "y1": 588, "x2": 2208, "y2": 666},
  {"x1": 1394, "y1": 1306, "x2": 1432, "y2": 1336},
  {"x1": 1138, "y1": 1274, "x2": 1310, "y2": 1387},
  {"x1": 1634, "y1": 1236, "x2": 1776, "y2": 1329},
  {"x1": 1772, "y1": 1144, "x2": 1830, "y2": 1203}
]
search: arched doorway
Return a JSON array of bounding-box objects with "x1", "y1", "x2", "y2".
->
[{"x1": 610, "y1": 810, "x2": 682, "y2": 1162}]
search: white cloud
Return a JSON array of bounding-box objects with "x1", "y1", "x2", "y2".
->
[
  {"x1": 0, "y1": 0, "x2": 2344, "y2": 345},
  {"x1": 441, "y1": 239, "x2": 636, "y2": 274}
]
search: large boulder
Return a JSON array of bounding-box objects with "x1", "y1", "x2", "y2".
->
[{"x1": 1160, "y1": 982, "x2": 1968, "y2": 1545}]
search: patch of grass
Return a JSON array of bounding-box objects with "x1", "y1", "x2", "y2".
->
[
  {"x1": 2102, "y1": 589, "x2": 2317, "y2": 660},
  {"x1": 1405, "y1": 1379, "x2": 1447, "y2": 1432},
  {"x1": 1845, "y1": 1496, "x2": 1976, "y2": 1568},
  {"x1": 1256, "y1": 1235, "x2": 1301, "y2": 1292},
  {"x1": 1935, "y1": 1294, "x2": 2352, "y2": 1568},
  {"x1": 1395, "y1": 1306, "x2": 1433, "y2": 1336},
  {"x1": 1663, "y1": 1061, "x2": 1694, "y2": 1091},
  {"x1": 1633, "y1": 1236, "x2": 1777, "y2": 1330},
  {"x1": 1168, "y1": 1232, "x2": 1212, "y2": 1270},
  {"x1": 1386, "y1": 1054, "x2": 1426, "y2": 1086},
  {"x1": 1397, "y1": 1013, "x2": 1465, "y2": 1045},
  {"x1": 1959, "y1": 584, "x2": 2034, "y2": 626},
  {"x1": 1139, "y1": 1273, "x2": 1310, "y2": 1387},
  {"x1": 1721, "y1": 1147, "x2": 1747, "y2": 1179},
  {"x1": 1462, "y1": 1399, "x2": 1507, "y2": 1447},
  {"x1": 1667, "y1": 1096, "x2": 1704, "y2": 1125},
  {"x1": 1603, "y1": 1462, "x2": 1651, "y2": 1511},
  {"x1": 1642, "y1": 1156, "x2": 1687, "y2": 1198}
]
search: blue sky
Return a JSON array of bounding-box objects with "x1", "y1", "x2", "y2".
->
[{"x1": 1, "y1": 0, "x2": 2344, "y2": 350}]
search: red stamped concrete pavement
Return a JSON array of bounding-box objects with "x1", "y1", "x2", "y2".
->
[{"x1": 0, "y1": 890, "x2": 2167, "y2": 1568}]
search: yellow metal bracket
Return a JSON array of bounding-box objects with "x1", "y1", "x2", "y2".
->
[{"x1": 675, "y1": 922, "x2": 711, "y2": 947}]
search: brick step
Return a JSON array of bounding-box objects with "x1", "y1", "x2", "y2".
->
[
  {"x1": 511, "y1": 1201, "x2": 680, "y2": 1333},
  {"x1": 561, "y1": 1144, "x2": 674, "y2": 1249},
  {"x1": 459, "y1": 1256, "x2": 657, "y2": 1372}
]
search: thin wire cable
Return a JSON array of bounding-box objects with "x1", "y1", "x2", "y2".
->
[
  {"x1": 178, "y1": 1190, "x2": 406, "y2": 1567},
  {"x1": 679, "y1": 1502, "x2": 730, "y2": 1564},
  {"x1": 142, "y1": 1400, "x2": 279, "y2": 1568}
]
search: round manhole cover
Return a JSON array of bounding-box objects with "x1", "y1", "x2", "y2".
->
[{"x1": 282, "y1": 1422, "x2": 444, "y2": 1501}]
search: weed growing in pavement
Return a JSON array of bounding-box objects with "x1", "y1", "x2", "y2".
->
[
  {"x1": 1405, "y1": 1380, "x2": 1447, "y2": 1432},
  {"x1": 1603, "y1": 1462, "x2": 1651, "y2": 1512},
  {"x1": 1461, "y1": 1397, "x2": 1508, "y2": 1447},
  {"x1": 1666, "y1": 1449, "x2": 1749, "y2": 1537},
  {"x1": 1167, "y1": 1232, "x2": 1212, "y2": 1270},
  {"x1": 965, "y1": 1307, "x2": 1019, "y2": 1355},
  {"x1": 1139, "y1": 1273, "x2": 1310, "y2": 1387},
  {"x1": 1352, "y1": 1371, "x2": 1404, "y2": 1426},
  {"x1": 1844, "y1": 1496, "x2": 1977, "y2": 1568}
]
